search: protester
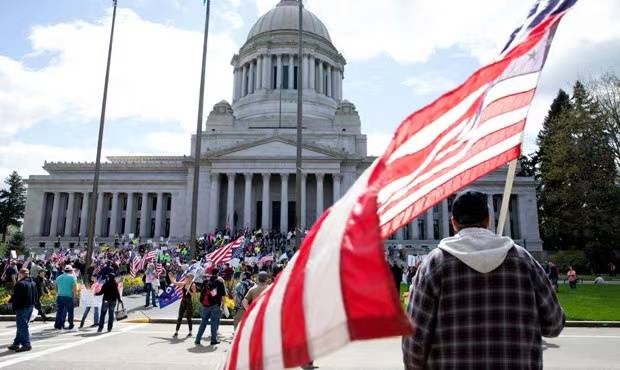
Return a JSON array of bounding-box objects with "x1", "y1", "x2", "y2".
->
[
  {"x1": 95, "y1": 273, "x2": 123, "y2": 333},
  {"x1": 33, "y1": 270, "x2": 49, "y2": 322},
  {"x1": 144, "y1": 263, "x2": 158, "y2": 308},
  {"x1": 232, "y1": 272, "x2": 254, "y2": 330},
  {"x1": 54, "y1": 265, "x2": 77, "y2": 330},
  {"x1": 79, "y1": 278, "x2": 100, "y2": 329},
  {"x1": 172, "y1": 273, "x2": 196, "y2": 338},
  {"x1": 567, "y1": 266, "x2": 577, "y2": 289},
  {"x1": 548, "y1": 261, "x2": 559, "y2": 291},
  {"x1": 195, "y1": 268, "x2": 226, "y2": 345},
  {"x1": 3, "y1": 261, "x2": 18, "y2": 290},
  {"x1": 7, "y1": 268, "x2": 37, "y2": 352},
  {"x1": 402, "y1": 190, "x2": 565, "y2": 369},
  {"x1": 242, "y1": 271, "x2": 270, "y2": 310}
]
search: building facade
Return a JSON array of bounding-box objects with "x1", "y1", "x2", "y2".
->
[{"x1": 22, "y1": 0, "x2": 542, "y2": 251}]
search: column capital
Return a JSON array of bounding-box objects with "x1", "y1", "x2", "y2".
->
[
  {"x1": 244, "y1": 172, "x2": 253, "y2": 180},
  {"x1": 333, "y1": 173, "x2": 342, "y2": 181},
  {"x1": 316, "y1": 173, "x2": 325, "y2": 180},
  {"x1": 211, "y1": 173, "x2": 220, "y2": 181},
  {"x1": 280, "y1": 173, "x2": 289, "y2": 181},
  {"x1": 227, "y1": 172, "x2": 236, "y2": 180},
  {"x1": 262, "y1": 173, "x2": 271, "y2": 180}
]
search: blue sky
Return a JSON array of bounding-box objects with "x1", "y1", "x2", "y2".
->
[{"x1": 1, "y1": 0, "x2": 619, "y2": 181}]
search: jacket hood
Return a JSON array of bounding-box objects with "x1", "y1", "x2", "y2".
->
[{"x1": 438, "y1": 228, "x2": 514, "y2": 273}]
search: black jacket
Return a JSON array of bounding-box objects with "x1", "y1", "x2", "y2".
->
[
  {"x1": 200, "y1": 277, "x2": 226, "y2": 307},
  {"x1": 9, "y1": 277, "x2": 38, "y2": 311},
  {"x1": 95, "y1": 279, "x2": 122, "y2": 303},
  {"x1": 34, "y1": 276, "x2": 48, "y2": 298}
]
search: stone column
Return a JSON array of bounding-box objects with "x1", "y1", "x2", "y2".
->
[
  {"x1": 256, "y1": 56, "x2": 262, "y2": 91},
  {"x1": 302, "y1": 55, "x2": 309, "y2": 89},
  {"x1": 487, "y1": 193, "x2": 496, "y2": 233},
  {"x1": 262, "y1": 55, "x2": 271, "y2": 89},
  {"x1": 309, "y1": 56, "x2": 316, "y2": 90},
  {"x1": 154, "y1": 192, "x2": 163, "y2": 238},
  {"x1": 249, "y1": 61, "x2": 255, "y2": 94},
  {"x1": 316, "y1": 173, "x2": 324, "y2": 218},
  {"x1": 336, "y1": 69, "x2": 343, "y2": 100},
  {"x1": 280, "y1": 174, "x2": 289, "y2": 232},
  {"x1": 110, "y1": 192, "x2": 119, "y2": 236},
  {"x1": 140, "y1": 192, "x2": 148, "y2": 238},
  {"x1": 326, "y1": 65, "x2": 332, "y2": 97},
  {"x1": 261, "y1": 173, "x2": 271, "y2": 231},
  {"x1": 332, "y1": 174, "x2": 341, "y2": 203},
  {"x1": 425, "y1": 208, "x2": 434, "y2": 240},
  {"x1": 49, "y1": 192, "x2": 60, "y2": 237},
  {"x1": 243, "y1": 173, "x2": 253, "y2": 229},
  {"x1": 79, "y1": 193, "x2": 89, "y2": 237},
  {"x1": 301, "y1": 174, "x2": 307, "y2": 229},
  {"x1": 226, "y1": 173, "x2": 236, "y2": 230},
  {"x1": 125, "y1": 192, "x2": 134, "y2": 235},
  {"x1": 95, "y1": 192, "x2": 104, "y2": 237},
  {"x1": 411, "y1": 219, "x2": 419, "y2": 240},
  {"x1": 209, "y1": 174, "x2": 221, "y2": 231},
  {"x1": 64, "y1": 192, "x2": 75, "y2": 237},
  {"x1": 241, "y1": 64, "x2": 248, "y2": 97},
  {"x1": 233, "y1": 68, "x2": 239, "y2": 101},
  {"x1": 288, "y1": 55, "x2": 295, "y2": 89},
  {"x1": 276, "y1": 55, "x2": 283, "y2": 89},
  {"x1": 318, "y1": 61, "x2": 324, "y2": 94},
  {"x1": 441, "y1": 199, "x2": 450, "y2": 238},
  {"x1": 503, "y1": 198, "x2": 513, "y2": 238}
]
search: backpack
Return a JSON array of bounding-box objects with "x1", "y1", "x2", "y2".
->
[{"x1": 201, "y1": 281, "x2": 217, "y2": 306}]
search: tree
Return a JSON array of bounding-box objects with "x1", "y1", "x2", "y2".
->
[
  {"x1": 0, "y1": 171, "x2": 26, "y2": 243},
  {"x1": 588, "y1": 73, "x2": 620, "y2": 178},
  {"x1": 535, "y1": 82, "x2": 620, "y2": 272}
]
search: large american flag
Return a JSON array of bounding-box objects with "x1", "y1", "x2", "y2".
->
[
  {"x1": 206, "y1": 236, "x2": 244, "y2": 266},
  {"x1": 139, "y1": 251, "x2": 157, "y2": 270},
  {"x1": 224, "y1": 1, "x2": 576, "y2": 369}
]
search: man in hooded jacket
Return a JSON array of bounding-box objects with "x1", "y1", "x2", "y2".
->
[{"x1": 402, "y1": 190, "x2": 564, "y2": 370}]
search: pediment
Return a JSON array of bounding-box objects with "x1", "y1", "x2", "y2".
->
[{"x1": 210, "y1": 138, "x2": 341, "y2": 159}]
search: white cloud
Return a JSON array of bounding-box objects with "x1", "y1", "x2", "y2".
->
[
  {"x1": 0, "y1": 141, "x2": 130, "y2": 181},
  {"x1": 366, "y1": 131, "x2": 393, "y2": 157},
  {"x1": 0, "y1": 7, "x2": 238, "y2": 137},
  {"x1": 144, "y1": 132, "x2": 189, "y2": 155},
  {"x1": 402, "y1": 74, "x2": 457, "y2": 96},
  {"x1": 220, "y1": 10, "x2": 245, "y2": 29}
]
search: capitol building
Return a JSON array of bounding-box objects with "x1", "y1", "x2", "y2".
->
[{"x1": 23, "y1": 0, "x2": 543, "y2": 252}]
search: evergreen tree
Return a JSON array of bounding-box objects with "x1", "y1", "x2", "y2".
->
[
  {"x1": 536, "y1": 82, "x2": 620, "y2": 272},
  {"x1": 0, "y1": 171, "x2": 26, "y2": 242}
]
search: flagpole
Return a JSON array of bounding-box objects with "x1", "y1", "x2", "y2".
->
[
  {"x1": 86, "y1": 0, "x2": 118, "y2": 274},
  {"x1": 496, "y1": 159, "x2": 517, "y2": 236},
  {"x1": 190, "y1": 0, "x2": 211, "y2": 258},
  {"x1": 294, "y1": 0, "x2": 304, "y2": 250}
]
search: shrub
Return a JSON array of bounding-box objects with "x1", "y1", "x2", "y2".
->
[{"x1": 549, "y1": 250, "x2": 590, "y2": 273}]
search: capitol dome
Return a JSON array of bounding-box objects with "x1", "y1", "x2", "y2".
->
[{"x1": 247, "y1": 0, "x2": 331, "y2": 42}]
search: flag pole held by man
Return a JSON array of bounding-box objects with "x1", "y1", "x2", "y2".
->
[{"x1": 225, "y1": 1, "x2": 576, "y2": 369}]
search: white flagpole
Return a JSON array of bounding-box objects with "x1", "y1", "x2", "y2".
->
[{"x1": 496, "y1": 159, "x2": 518, "y2": 237}]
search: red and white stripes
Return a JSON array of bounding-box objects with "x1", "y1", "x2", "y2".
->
[{"x1": 224, "y1": 2, "x2": 575, "y2": 369}]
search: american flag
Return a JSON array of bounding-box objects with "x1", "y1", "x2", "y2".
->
[
  {"x1": 129, "y1": 256, "x2": 141, "y2": 278},
  {"x1": 139, "y1": 251, "x2": 157, "y2": 270},
  {"x1": 206, "y1": 236, "x2": 244, "y2": 266},
  {"x1": 224, "y1": 1, "x2": 576, "y2": 369},
  {"x1": 155, "y1": 263, "x2": 165, "y2": 279}
]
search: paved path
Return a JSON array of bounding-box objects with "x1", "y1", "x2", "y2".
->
[{"x1": 0, "y1": 322, "x2": 617, "y2": 369}]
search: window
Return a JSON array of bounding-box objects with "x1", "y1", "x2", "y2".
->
[
  {"x1": 152, "y1": 197, "x2": 157, "y2": 211},
  {"x1": 165, "y1": 219, "x2": 171, "y2": 238},
  {"x1": 272, "y1": 65, "x2": 278, "y2": 89},
  {"x1": 137, "y1": 196, "x2": 142, "y2": 211},
  {"x1": 282, "y1": 65, "x2": 289, "y2": 89},
  {"x1": 293, "y1": 66, "x2": 298, "y2": 89},
  {"x1": 167, "y1": 196, "x2": 172, "y2": 211}
]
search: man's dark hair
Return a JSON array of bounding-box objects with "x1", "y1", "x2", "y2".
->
[
  {"x1": 451, "y1": 190, "x2": 489, "y2": 228},
  {"x1": 242, "y1": 272, "x2": 252, "y2": 280}
]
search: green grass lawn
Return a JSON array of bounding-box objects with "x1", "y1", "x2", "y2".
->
[
  {"x1": 401, "y1": 283, "x2": 620, "y2": 321},
  {"x1": 557, "y1": 284, "x2": 620, "y2": 321}
]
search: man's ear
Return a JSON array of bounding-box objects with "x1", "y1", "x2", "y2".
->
[{"x1": 450, "y1": 216, "x2": 459, "y2": 233}]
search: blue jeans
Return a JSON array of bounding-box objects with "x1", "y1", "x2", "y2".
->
[
  {"x1": 54, "y1": 296, "x2": 74, "y2": 329},
  {"x1": 80, "y1": 306, "x2": 100, "y2": 327},
  {"x1": 14, "y1": 307, "x2": 33, "y2": 347},
  {"x1": 195, "y1": 305, "x2": 221, "y2": 344},
  {"x1": 98, "y1": 301, "x2": 116, "y2": 332},
  {"x1": 145, "y1": 283, "x2": 157, "y2": 307}
]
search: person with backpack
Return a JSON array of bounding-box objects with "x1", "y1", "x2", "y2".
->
[
  {"x1": 232, "y1": 272, "x2": 254, "y2": 330},
  {"x1": 195, "y1": 268, "x2": 226, "y2": 346}
]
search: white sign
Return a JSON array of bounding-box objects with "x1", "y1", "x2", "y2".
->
[
  {"x1": 10, "y1": 250, "x2": 17, "y2": 259},
  {"x1": 80, "y1": 286, "x2": 103, "y2": 308}
]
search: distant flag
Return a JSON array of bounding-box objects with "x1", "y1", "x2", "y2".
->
[
  {"x1": 139, "y1": 250, "x2": 157, "y2": 270},
  {"x1": 224, "y1": 1, "x2": 577, "y2": 369},
  {"x1": 206, "y1": 236, "x2": 244, "y2": 266},
  {"x1": 130, "y1": 256, "x2": 141, "y2": 278},
  {"x1": 155, "y1": 263, "x2": 165, "y2": 279}
]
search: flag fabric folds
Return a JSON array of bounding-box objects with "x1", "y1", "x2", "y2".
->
[
  {"x1": 225, "y1": 1, "x2": 576, "y2": 369},
  {"x1": 207, "y1": 236, "x2": 244, "y2": 266}
]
